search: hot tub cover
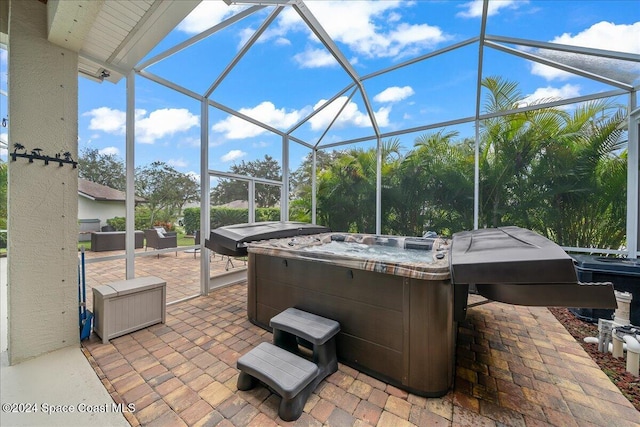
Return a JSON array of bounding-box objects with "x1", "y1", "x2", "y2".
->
[
  {"x1": 206, "y1": 221, "x2": 330, "y2": 256},
  {"x1": 450, "y1": 227, "x2": 617, "y2": 309}
]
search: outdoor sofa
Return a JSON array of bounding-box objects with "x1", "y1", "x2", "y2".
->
[{"x1": 91, "y1": 231, "x2": 144, "y2": 252}]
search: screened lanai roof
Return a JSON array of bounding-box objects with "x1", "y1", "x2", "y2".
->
[
  {"x1": 126, "y1": 0, "x2": 640, "y2": 151},
  {"x1": 33, "y1": 0, "x2": 639, "y2": 150},
  {"x1": 5, "y1": 0, "x2": 638, "y2": 254}
]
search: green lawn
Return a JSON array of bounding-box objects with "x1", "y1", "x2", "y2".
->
[
  {"x1": 76, "y1": 232, "x2": 196, "y2": 252},
  {"x1": 0, "y1": 233, "x2": 198, "y2": 256}
]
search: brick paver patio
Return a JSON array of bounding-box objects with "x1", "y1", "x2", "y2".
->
[
  {"x1": 82, "y1": 247, "x2": 246, "y2": 308},
  {"x1": 82, "y1": 273, "x2": 640, "y2": 426}
]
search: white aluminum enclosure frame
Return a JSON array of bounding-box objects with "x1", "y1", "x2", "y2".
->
[{"x1": 95, "y1": 0, "x2": 638, "y2": 295}]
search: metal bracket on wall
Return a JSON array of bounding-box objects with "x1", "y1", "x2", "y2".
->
[{"x1": 9, "y1": 143, "x2": 77, "y2": 168}]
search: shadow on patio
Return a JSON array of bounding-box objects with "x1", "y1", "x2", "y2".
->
[{"x1": 80, "y1": 251, "x2": 639, "y2": 426}]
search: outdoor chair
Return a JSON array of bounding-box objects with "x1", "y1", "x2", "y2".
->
[
  {"x1": 144, "y1": 229, "x2": 178, "y2": 257},
  {"x1": 153, "y1": 226, "x2": 177, "y2": 238}
]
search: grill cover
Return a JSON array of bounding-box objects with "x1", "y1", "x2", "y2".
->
[{"x1": 450, "y1": 227, "x2": 617, "y2": 310}]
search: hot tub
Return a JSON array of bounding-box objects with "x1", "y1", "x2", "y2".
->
[
  {"x1": 212, "y1": 224, "x2": 616, "y2": 396},
  {"x1": 247, "y1": 233, "x2": 455, "y2": 396}
]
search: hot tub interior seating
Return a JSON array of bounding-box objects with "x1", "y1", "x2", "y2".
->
[{"x1": 206, "y1": 223, "x2": 618, "y2": 397}]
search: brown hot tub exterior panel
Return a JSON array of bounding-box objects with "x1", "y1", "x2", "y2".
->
[
  {"x1": 408, "y1": 276, "x2": 455, "y2": 394},
  {"x1": 253, "y1": 254, "x2": 405, "y2": 310},
  {"x1": 247, "y1": 252, "x2": 455, "y2": 396},
  {"x1": 255, "y1": 278, "x2": 405, "y2": 352}
]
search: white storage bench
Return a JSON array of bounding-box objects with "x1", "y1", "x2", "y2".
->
[{"x1": 93, "y1": 276, "x2": 166, "y2": 344}]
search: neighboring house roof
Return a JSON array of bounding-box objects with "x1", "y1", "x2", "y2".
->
[{"x1": 78, "y1": 179, "x2": 145, "y2": 202}]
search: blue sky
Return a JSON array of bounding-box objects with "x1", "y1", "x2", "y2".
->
[{"x1": 1, "y1": 0, "x2": 639, "y2": 181}]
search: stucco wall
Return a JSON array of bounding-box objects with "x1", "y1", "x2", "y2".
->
[
  {"x1": 78, "y1": 197, "x2": 126, "y2": 227},
  {"x1": 7, "y1": 0, "x2": 79, "y2": 364}
]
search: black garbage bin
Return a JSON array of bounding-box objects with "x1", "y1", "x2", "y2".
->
[{"x1": 569, "y1": 255, "x2": 640, "y2": 324}]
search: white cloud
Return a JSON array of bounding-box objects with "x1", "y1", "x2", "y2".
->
[
  {"x1": 275, "y1": 37, "x2": 291, "y2": 47},
  {"x1": 211, "y1": 101, "x2": 308, "y2": 139},
  {"x1": 374, "y1": 107, "x2": 391, "y2": 128},
  {"x1": 211, "y1": 95, "x2": 394, "y2": 141},
  {"x1": 136, "y1": 108, "x2": 199, "y2": 144},
  {"x1": 83, "y1": 107, "x2": 199, "y2": 144},
  {"x1": 374, "y1": 86, "x2": 414, "y2": 103},
  {"x1": 293, "y1": 48, "x2": 337, "y2": 69},
  {"x1": 531, "y1": 21, "x2": 640, "y2": 81},
  {"x1": 457, "y1": 0, "x2": 525, "y2": 18},
  {"x1": 309, "y1": 96, "x2": 390, "y2": 130},
  {"x1": 177, "y1": 1, "x2": 245, "y2": 34},
  {"x1": 167, "y1": 158, "x2": 188, "y2": 168},
  {"x1": 221, "y1": 149, "x2": 247, "y2": 162},
  {"x1": 271, "y1": 2, "x2": 450, "y2": 61},
  {"x1": 519, "y1": 84, "x2": 582, "y2": 107},
  {"x1": 552, "y1": 21, "x2": 640, "y2": 54},
  {"x1": 84, "y1": 107, "x2": 126, "y2": 134},
  {"x1": 99, "y1": 146, "x2": 120, "y2": 156}
]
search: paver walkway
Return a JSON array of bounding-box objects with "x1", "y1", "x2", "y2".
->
[{"x1": 83, "y1": 283, "x2": 640, "y2": 426}]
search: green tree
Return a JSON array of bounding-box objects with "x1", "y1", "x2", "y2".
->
[
  {"x1": 536, "y1": 102, "x2": 627, "y2": 248},
  {"x1": 289, "y1": 150, "x2": 343, "y2": 222},
  {"x1": 388, "y1": 130, "x2": 474, "y2": 237},
  {"x1": 135, "y1": 161, "x2": 200, "y2": 227},
  {"x1": 479, "y1": 76, "x2": 566, "y2": 229},
  {"x1": 479, "y1": 76, "x2": 628, "y2": 248},
  {"x1": 78, "y1": 148, "x2": 126, "y2": 191},
  {"x1": 211, "y1": 155, "x2": 281, "y2": 207},
  {"x1": 316, "y1": 141, "x2": 401, "y2": 233},
  {"x1": 287, "y1": 76, "x2": 628, "y2": 249}
]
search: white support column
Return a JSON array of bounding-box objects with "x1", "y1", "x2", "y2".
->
[
  {"x1": 200, "y1": 99, "x2": 210, "y2": 295},
  {"x1": 282, "y1": 135, "x2": 289, "y2": 221},
  {"x1": 376, "y1": 137, "x2": 382, "y2": 235},
  {"x1": 248, "y1": 180, "x2": 255, "y2": 223},
  {"x1": 125, "y1": 71, "x2": 136, "y2": 278},
  {"x1": 312, "y1": 149, "x2": 317, "y2": 225},
  {"x1": 474, "y1": 121, "x2": 480, "y2": 230},
  {"x1": 628, "y1": 103, "x2": 639, "y2": 258},
  {"x1": 7, "y1": 0, "x2": 79, "y2": 364}
]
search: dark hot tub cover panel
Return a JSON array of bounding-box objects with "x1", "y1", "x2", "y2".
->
[
  {"x1": 450, "y1": 227, "x2": 617, "y2": 309},
  {"x1": 206, "y1": 221, "x2": 330, "y2": 256}
]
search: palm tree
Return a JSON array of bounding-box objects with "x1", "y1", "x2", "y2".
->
[
  {"x1": 316, "y1": 141, "x2": 402, "y2": 233},
  {"x1": 479, "y1": 76, "x2": 566, "y2": 229},
  {"x1": 537, "y1": 102, "x2": 627, "y2": 248},
  {"x1": 387, "y1": 130, "x2": 474, "y2": 236},
  {"x1": 479, "y1": 76, "x2": 628, "y2": 248}
]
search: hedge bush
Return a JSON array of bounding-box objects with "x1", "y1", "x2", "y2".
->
[{"x1": 179, "y1": 207, "x2": 282, "y2": 233}]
